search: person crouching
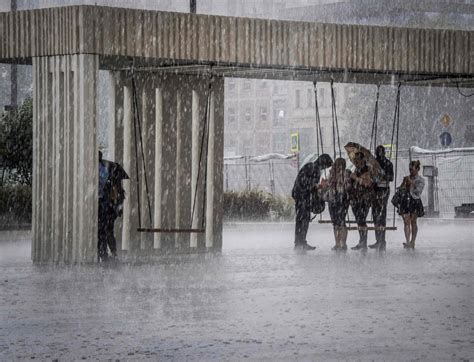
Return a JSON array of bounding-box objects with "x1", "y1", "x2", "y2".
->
[{"x1": 292, "y1": 153, "x2": 333, "y2": 250}]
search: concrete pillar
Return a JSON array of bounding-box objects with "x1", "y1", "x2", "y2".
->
[
  {"x1": 122, "y1": 84, "x2": 132, "y2": 251},
  {"x1": 190, "y1": 89, "x2": 200, "y2": 249},
  {"x1": 32, "y1": 54, "x2": 99, "y2": 263},
  {"x1": 154, "y1": 87, "x2": 163, "y2": 249},
  {"x1": 108, "y1": 71, "x2": 125, "y2": 253}
]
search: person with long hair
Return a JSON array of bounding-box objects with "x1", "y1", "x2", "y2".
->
[
  {"x1": 399, "y1": 160, "x2": 425, "y2": 249},
  {"x1": 326, "y1": 158, "x2": 352, "y2": 250},
  {"x1": 349, "y1": 152, "x2": 374, "y2": 250}
]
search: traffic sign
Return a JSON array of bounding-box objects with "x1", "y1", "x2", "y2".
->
[
  {"x1": 439, "y1": 132, "x2": 452, "y2": 147},
  {"x1": 290, "y1": 132, "x2": 299, "y2": 153},
  {"x1": 440, "y1": 114, "x2": 452, "y2": 127}
]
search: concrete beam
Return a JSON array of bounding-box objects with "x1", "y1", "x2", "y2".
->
[{"x1": 0, "y1": 6, "x2": 472, "y2": 83}]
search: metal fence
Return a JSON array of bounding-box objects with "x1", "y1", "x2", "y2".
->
[{"x1": 224, "y1": 148, "x2": 474, "y2": 218}]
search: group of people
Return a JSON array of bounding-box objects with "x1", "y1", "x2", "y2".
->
[{"x1": 292, "y1": 144, "x2": 425, "y2": 251}]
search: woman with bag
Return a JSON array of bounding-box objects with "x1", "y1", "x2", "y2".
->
[
  {"x1": 398, "y1": 160, "x2": 425, "y2": 249},
  {"x1": 324, "y1": 158, "x2": 352, "y2": 251}
]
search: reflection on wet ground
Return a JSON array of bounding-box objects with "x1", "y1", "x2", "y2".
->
[{"x1": 1, "y1": 220, "x2": 473, "y2": 360}]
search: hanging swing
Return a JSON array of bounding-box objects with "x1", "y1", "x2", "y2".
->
[
  {"x1": 130, "y1": 68, "x2": 211, "y2": 234},
  {"x1": 316, "y1": 80, "x2": 401, "y2": 232}
]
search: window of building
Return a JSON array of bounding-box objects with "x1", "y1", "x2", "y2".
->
[
  {"x1": 273, "y1": 133, "x2": 286, "y2": 153},
  {"x1": 244, "y1": 108, "x2": 251, "y2": 122},
  {"x1": 227, "y1": 79, "x2": 236, "y2": 93},
  {"x1": 466, "y1": 124, "x2": 474, "y2": 143},
  {"x1": 243, "y1": 80, "x2": 252, "y2": 92},
  {"x1": 307, "y1": 89, "x2": 313, "y2": 108},
  {"x1": 295, "y1": 89, "x2": 301, "y2": 108},
  {"x1": 273, "y1": 107, "x2": 285, "y2": 124},
  {"x1": 228, "y1": 107, "x2": 236, "y2": 123},
  {"x1": 260, "y1": 107, "x2": 267, "y2": 122},
  {"x1": 319, "y1": 88, "x2": 325, "y2": 108}
]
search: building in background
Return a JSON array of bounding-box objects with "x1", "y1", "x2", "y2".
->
[{"x1": 1, "y1": 0, "x2": 473, "y2": 154}]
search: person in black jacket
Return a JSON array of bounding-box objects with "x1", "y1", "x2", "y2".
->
[
  {"x1": 292, "y1": 153, "x2": 333, "y2": 250},
  {"x1": 98, "y1": 151, "x2": 129, "y2": 262},
  {"x1": 369, "y1": 145, "x2": 394, "y2": 250}
]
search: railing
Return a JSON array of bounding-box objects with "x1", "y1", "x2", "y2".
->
[{"x1": 224, "y1": 148, "x2": 474, "y2": 218}]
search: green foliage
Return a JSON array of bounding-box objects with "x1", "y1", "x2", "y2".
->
[
  {"x1": 0, "y1": 184, "x2": 32, "y2": 224},
  {"x1": 0, "y1": 98, "x2": 33, "y2": 186},
  {"x1": 223, "y1": 189, "x2": 294, "y2": 221}
]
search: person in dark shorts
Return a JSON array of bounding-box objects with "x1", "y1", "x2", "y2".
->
[
  {"x1": 349, "y1": 152, "x2": 375, "y2": 250},
  {"x1": 369, "y1": 145, "x2": 394, "y2": 250},
  {"x1": 292, "y1": 153, "x2": 333, "y2": 250},
  {"x1": 399, "y1": 160, "x2": 425, "y2": 249},
  {"x1": 326, "y1": 157, "x2": 351, "y2": 251}
]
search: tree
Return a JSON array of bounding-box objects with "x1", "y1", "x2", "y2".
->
[{"x1": 0, "y1": 98, "x2": 33, "y2": 185}]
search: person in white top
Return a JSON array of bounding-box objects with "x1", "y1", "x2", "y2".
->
[{"x1": 398, "y1": 160, "x2": 425, "y2": 249}]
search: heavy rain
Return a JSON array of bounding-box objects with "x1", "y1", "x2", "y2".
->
[{"x1": 0, "y1": 0, "x2": 473, "y2": 360}]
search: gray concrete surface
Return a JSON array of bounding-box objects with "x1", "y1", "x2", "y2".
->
[{"x1": 1, "y1": 221, "x2": 473, "y2": 360}]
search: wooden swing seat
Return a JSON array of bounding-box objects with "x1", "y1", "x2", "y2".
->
[
  {"x1": 137, "y1": 228, "x2": 205, "y2": 233},
  {"x1": 347, "y1": 226, "x2": 397, "y2": 231}
]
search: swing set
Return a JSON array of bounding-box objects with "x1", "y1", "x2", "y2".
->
[
  {"x1": 129, "y1": 68, "x2": 212, "y2": 235},
  {"x1": 126, "y1": 62, "x2": 402, "y2": 234},
  {"x1": 313, "y1": 80, "x2": 402, "y2": 232}
]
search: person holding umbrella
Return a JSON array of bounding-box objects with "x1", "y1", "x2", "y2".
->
[
  {"x1": 98, "y1": 150, "x2": 129, "y2": 261},
  {"x1": 291, "y1": 153, "x2": 333, "y2": 250},
  {"x1": 344, "y1": 142, "x2": 379, "y2": 250}
]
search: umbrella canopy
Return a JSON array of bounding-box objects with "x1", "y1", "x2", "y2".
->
[
  {"x1": 300, "y1": 153, "x2": 320, "y2": 169},
  {"x1": 344, "y1": 142, "x2": 381, "y2": 178},
  {"x1": 103, "y1": 159, "x2": 129, "y2": 183}
]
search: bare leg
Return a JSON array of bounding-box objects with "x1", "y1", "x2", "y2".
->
[
  {"x1": 333, "y1": 226, "x2": 339, "y2": 249},
  {"x1": 340, "y1": 226, "x2": 348, "y2": 248},
  {"x1": 402, "y1": 214, "x2": 411, "y2": 244},
  {"x1": 410, "y1": 214, "x2": 418, "y2": 247}
]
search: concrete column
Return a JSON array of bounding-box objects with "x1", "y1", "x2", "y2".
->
[
  {"x1": 122, "y1": 84, "x2": 132, "y2": 251},
  {"x1": 140, "y1": 80, "x2": 154, "y2": 250},
  {"x1": 154, "y1": 87, "x2": 163, "y2": 249},
  {"x1": 205, "y1": 90, "x2": 215, "y2": 248},
  {"x1": 175, "y1": 90, "x2": 183, "y2": 249},
  {"x1": 190, "y1": 89, "x2": 200, "y2": 249},
  {"x1": 32, "y1": 54, "x2": 98, "y2": 263},
  {"x1": 110, "y1": 71, "x2": 125, "y2": 253}
]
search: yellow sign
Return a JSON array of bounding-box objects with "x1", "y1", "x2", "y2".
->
[
  {"x1": 383, "y1": 143, "x2": 396, "y2": 159},
  {"x1": 290, "y1": 133, "x2": 299, "y2": 153},
  {"x1": 440, "y1": 114, "x2": 452, "y2": 127}
]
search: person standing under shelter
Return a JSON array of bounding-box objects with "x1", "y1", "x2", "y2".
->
[
  {"x1": 350, "y1": 151, "x2": 374, "y2": 250},
  {"x1": 292, "y1": 153, "x2": 333, "y2": 250},
  {"x1": 98, "y1": 150, "x2": 110, "y2": 261},
  {"x1": 399, "y1": 160, "x2": 425, "y2": 249},
  {"x1": 369, "y1": 145, "x2": 394, "y2": 250}
]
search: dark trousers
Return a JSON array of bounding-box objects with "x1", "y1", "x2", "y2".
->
[
  {"x1": 351, "y1": 197, "x2": 370, "y2": 245},
  {"x1": 98, "y1": 202, "x2": 109, "y2": 259},
  {"x1": 294, "y1": 197, "x2": 311, "y2": 245},
  {"x1": 98, "y1": 201, "x2": 118, "y2": 259},
  {"x1": 372, "y1": 187, "x2": 390, "y2": 243}
]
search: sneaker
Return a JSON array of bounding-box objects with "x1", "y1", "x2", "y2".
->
[
  {"x1": 368, "y1": 242, "x2": 379, "y2": 249},
  {"x1": 331, "y1": 245, "x2": 340, "y2": 251},
  {"x1": 351, "y1": 243, "x2": 367, "y2": 250}
]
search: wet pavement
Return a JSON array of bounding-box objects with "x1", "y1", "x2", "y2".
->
[{"x1": 1, "y1": 220, "x2": 473, "y2": 360}]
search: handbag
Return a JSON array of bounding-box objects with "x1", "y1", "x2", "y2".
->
[
  {"x1": 311, "y1": 188, "x2": 326, "y2": 214},
  {"x1": 391, "y1": 187, "x2": 405, "y2": 209}
]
